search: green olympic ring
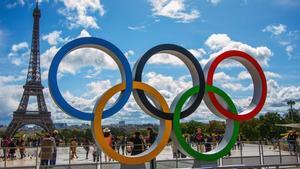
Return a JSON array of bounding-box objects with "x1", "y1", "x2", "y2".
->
[{"x1": 173, "y1": 84, "x2": 240, "y2": 161}]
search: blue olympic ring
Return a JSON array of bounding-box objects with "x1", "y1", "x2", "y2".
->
[{"x1": 48, "y1": 37, "x2": 133, "y2": 120}]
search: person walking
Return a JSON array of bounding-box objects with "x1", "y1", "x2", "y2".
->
[
  {"x1": 39, "y1": 133, "x2": 54, "y2": 168},
  {"x1": 70, "y1": 136, "x2": 78, "y2": 159}
]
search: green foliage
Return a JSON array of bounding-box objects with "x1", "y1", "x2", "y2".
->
[
  {"x1": 207, "y1": 120, "x2": 225, "y2": 134},
  {"x1": 5, "y1": 112, "x2": 294, "y2": 142},
  {"x1": 258, "y1": 112, "x2": 287, "y2": 140},
  {"x1": 180, "y1": 120, "x2": 206, "y2": 134},
  {"x1": 240, "y1": 118, "x2": 260, "y2": 141}
]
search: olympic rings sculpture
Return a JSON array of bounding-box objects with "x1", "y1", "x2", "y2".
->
[{"x1": 48, "y1": 37, "x2": 267, "y2": 164}]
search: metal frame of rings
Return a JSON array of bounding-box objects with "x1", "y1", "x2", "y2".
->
[{"x1": 48, "y1": 37, "x2": 267, "y2": 164}]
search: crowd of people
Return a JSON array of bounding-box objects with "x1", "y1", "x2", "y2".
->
[
  {"x1": 0, "y1": 136, "x2": 31, "y2": 160},
  {"x1": 0, "y1": 127, "x2": 256, "y2": 167},
  {"x1": 287, "y1": 131, "x2": 298, "y2": 153},
  {"x1": 0, "y1": 127, "x2": 160, "y2": 167}
]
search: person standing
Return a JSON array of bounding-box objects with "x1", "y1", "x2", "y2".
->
[
  {"x1": 204, "y1": 134, "x2": 213, "y2": 152},
  {"x1": 194, "y1": 128, "x2": 205, "y2": 152},
  {"x1": 49, "y1": 130, "x2": 60, "y2": 165},
  {"x1": 130, "y1": 131, "x2": 145, "y2": 155},
  {"x1": 103, "y1": 128, "x2": 112, "y2": 162},
  {"x1": 1, "y1": 136, "x2": 9, "y2": 159},
  {"x1": 120, "y1": 136, "x2": 127, "y2": 155},
  {"x1": 147, "y1": 127, "x2": 157, "y2": 169},
  {"x1": 287, "y1": 132, "x2": 293, "y2": 152},
  {"x1": 291, "y1": 131, "x2": 298, "y2": 152},
  {"x1": 19, "y1": 138, "x2": 26, "y2": 159},
  {"x1": 83, "y1": 138, "x2": 90, "y2": 159},
  {"x1": 39, "y1": 133, "x2": 54, "y2": 168},
  {"x1": 92, "y1": 143, "x2": 100, "y2": 162},
  {"x1": 8, "y1": 138, "x2": 16, "y2": 160}
]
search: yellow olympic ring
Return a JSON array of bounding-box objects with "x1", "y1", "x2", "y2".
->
[{"x1": 92, "y1": 81, "x2": 172, "y2": 164}]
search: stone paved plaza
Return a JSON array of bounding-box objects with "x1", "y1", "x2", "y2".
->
[{"x1": 0, "y1": 143, "x2": 296, "y2": 168}]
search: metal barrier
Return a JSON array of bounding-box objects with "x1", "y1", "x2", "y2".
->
[{"x1": 0, "y1": 140, "x2": 299, "y2": 169}]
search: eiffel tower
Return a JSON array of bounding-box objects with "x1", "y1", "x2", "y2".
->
[{"x1": 5, "y1": 1, "x2": 54, "y2": 137}]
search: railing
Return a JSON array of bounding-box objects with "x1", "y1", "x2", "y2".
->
[{"x1": 0, "y1": 140, "x2": 299, "y2": 169}]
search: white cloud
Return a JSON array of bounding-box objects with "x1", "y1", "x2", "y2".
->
[
  {"x1": 143, "y1": 72, "x2": 221, "y2": 122},
  {"x1": 0, "y1": 75, "x2": 25, "y2": 86},
  {"x1": 78, "y1": 29, "x2": 91, "y2": 37},
  {"x1": 146, "y1": 48, "x2": 205, "y2": 66},
  {"x1": 149, "y1": 0, "x2": 200, "y2": 23},
  {"x1": 40, "y1": 45, "x2": 117, "y2": 76},
  {"x1": 207, "y1": 0, "x2": 221, "y2": 5},
  {"x1": 0, "y1": 75, "x2": 27, "y2": 122},
  {"x1": 263, "y1": 24, "x2": 299, "y2": 59},
  {"x1": 148, "y1": 53, "x2": 185, "y2": 66},
  {"x1": 61, "y1": 80, "x2": 113, "y2": 112},
  {"x1": 188, "y1": 48, "x2": 206, "y2": 58},
  {"x1": 204, "y1": 33, "x2": 272, "y2": 67},
  {"x1": 238, "y1": 71, "x2": 281, "y2": 81},
  {"x1": 42, "y1": 30, "x2": 68, "y2": 46},
  {"x1": 58, "y1": 0, "x2": 105, "y2": 29},
  {"x1": 145, "y1": 72, "x2": 192, "y2": 104},
  {"x1": 213, "y1": 72, "x2": 232, "y2": 81},
  {"x1": 263, "y1": 24, "x2": 287, "y2": 35},
  {"x1": 8, "y1": 42, "x2": 30, "y2": 66},
  {"x1": 205, "y1": 34, "x2": 231, "y2": 51},
  {"x1": 11, "y1": 42, "x2": 28, "y2": 53},
  {"x1": 128, "y1": 25, "x2": 146, "y2": 31},
  {"x1": 285, "y1": 45, "x2": 294, "y2": 58},
  {"x1": 6, "y1": 0, "x2": 25, "y2": 8},
  {"x1": 124, "y1": 50, "x2": 135, "y2": 58},
  {"x1": 265, "y1": 71, "x2": 282, "y2": 79},
  {"x1": 40, "y1": 29, "x2": 118, "y2": 80},
  {"x1": 265, "y1": 79, "x2": 300, "y2": 112},
  {"x1": 238, "y1": 71, "x2": 251, "y2": 80},
  {"x1": 221, "y1": 82, "x2": 252, "y2": 92},
  {"x1": 40, "y1": 46, "x2": 59, "y2": 71}
]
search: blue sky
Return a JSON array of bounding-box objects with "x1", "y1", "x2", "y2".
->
[{"x1": 0, "y1": 0, "x2": 300, "y2": 125}]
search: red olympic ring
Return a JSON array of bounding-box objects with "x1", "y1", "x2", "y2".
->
[{"x1": 206, "y1": 50, "x2": 267, "y2": 121}]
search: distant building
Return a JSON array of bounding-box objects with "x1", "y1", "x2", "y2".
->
[
  {"x1": 119, "y1": 120, "x2": 125, "y2": 126},
  {"x1": 54, "y1": 123, "x2": 68, "y2": 129}
]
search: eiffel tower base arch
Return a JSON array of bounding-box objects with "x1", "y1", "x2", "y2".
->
[{"x1": 5, "y1": 113, "x2": 54, "y2": 138}]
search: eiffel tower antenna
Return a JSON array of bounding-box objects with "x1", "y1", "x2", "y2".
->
[{"x1": 5, "y1": 1, "x2": 54, "y2": 137}]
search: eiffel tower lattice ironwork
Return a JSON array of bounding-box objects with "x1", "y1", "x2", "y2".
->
[{"x1": 5, "y1": 1, "x2": 54, "y2": 137}]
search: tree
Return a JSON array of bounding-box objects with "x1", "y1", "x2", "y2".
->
[
  {"x1": 258, "y1": 112, "x2": 287, "y2": 140},
  {"x1": 180, "y1": 120, "x2": 206, "y2": 135},
  {"x1": 207, "y1": 120, "x2": 225, "y2": 134},
  {"x1": 240, "y1": 118, "x2": 260, "y2": 141}
]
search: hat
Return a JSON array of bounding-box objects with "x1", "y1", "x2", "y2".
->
[
  {"x1": 53, "y1": 130, "x2": 59, "y2": 134},
  {"x1": 103, "y1": 128, "x2": 111, "y2": 133}
]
